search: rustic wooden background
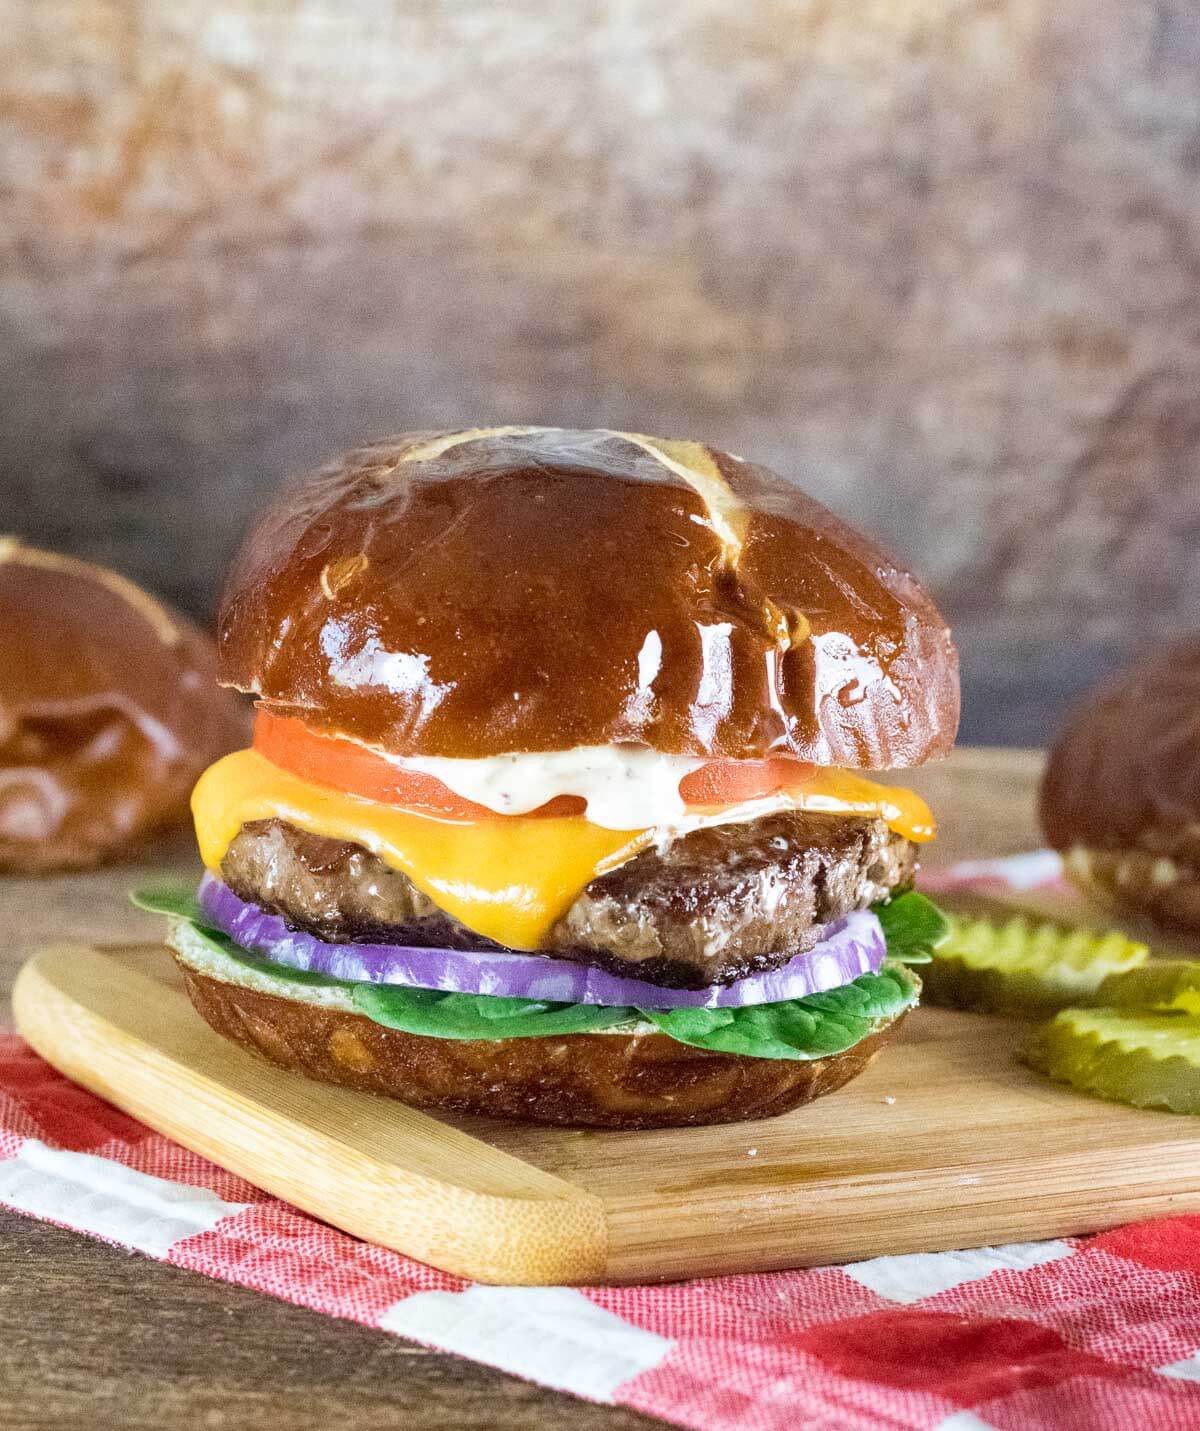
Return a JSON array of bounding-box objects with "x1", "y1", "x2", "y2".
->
[{"x1": 4, "y1": 0, "x2": 1200, "y2": 746}]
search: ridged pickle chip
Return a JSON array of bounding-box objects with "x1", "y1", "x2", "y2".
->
[
  {"x1": 1093, "y1": 962, "x2": 1200, "y2": 1015},
  {"x1": 921, "y1": 915, "x2": 1148, "y2": 1017},
  {"x1": 1021, "y1": 1008, "x2": 1200, "y2": 1114}
]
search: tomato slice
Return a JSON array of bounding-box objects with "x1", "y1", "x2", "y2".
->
[
  {"x1": 678, "y1": 756, "x2": 816, "y2": 807},
  {"x1": 253, "y1": 710, "x2": 815, "y2": 819},
  {"x1": 253, "y1": 711, "x2": 581, "y2": 818}
]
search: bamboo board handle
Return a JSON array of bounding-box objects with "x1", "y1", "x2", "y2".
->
[{"x1": 13, "y1": 945, "x2": 606, "y2": 1285}]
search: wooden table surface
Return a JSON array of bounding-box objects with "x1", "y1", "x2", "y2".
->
[{"x1": 0, "y1": 747, "x2": 1044, "y2": 1430}]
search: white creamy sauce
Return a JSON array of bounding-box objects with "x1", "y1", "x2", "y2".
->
[
  {"x1": 359, "y1": 740, "x2": 829, "y2": 840},
  {"x1": 398, "y1": 745, "x2": 707, "y2": 829},
  {"x1": 324, "y1": 725, "x2": 832, "y2": 834}
]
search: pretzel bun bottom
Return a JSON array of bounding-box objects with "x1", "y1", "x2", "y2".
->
[{"x1": 178, "y1": 963, "x2": 906, "y2": 1129}]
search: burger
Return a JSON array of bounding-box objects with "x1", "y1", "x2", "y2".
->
[
  {"x1": 1041, "y1": 636, "x2": 1200, "y2": 933},
  {"x1": 140, "y1": 427, "x2": 959, "y2": 1128}
]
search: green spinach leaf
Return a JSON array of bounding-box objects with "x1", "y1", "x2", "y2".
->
[
  {"x1": 872, "y1": 890, "x2": 950, "y2": 965},
  {"x1": 130, "y1": 883, "x2": 208, "y2": 924},
  {"x1": 637, "y1": 963, "x2": 919, "y2": 1060},
  {"x1": 351, "y1": 984, "x2": 636, "y2": 1039}
]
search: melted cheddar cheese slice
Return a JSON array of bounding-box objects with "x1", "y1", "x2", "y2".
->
[
  {"x1": 192, "y1": 749, "x2": 651, "y2": 951},
  {"x1": 787, "y1": 768, "x2": 936, "y2": 843},
  {"x1": 192, "y1": 749, "x2": 935, "y2": 950}
]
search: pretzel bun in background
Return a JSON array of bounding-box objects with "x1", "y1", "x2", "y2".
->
[
  {"x1": 0, "y1": 539, "x2": 249, "y2": 873},
  {"x1": 1040, "y1": 636, "x2": 1200, "y2": 931}
]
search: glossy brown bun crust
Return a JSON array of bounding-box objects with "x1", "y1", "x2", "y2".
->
[
  {"x1": 179, "y1": 964, "x2": 904, "y2": 1129},
  {"x1": 1040, "y1": 636, "x2": 1200, "y2": 930},
  {"x1": 1057, "y1": 847, "x2": 1200, "y2": 934},
  {"x1": 0, "y1": 540, "x2": 248, "y2": 873},
  {"x1": 219, "y1": 428, "x2": 958, "y2": 766}
]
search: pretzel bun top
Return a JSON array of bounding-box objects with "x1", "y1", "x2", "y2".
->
[{"x1": 219, "y1": 427, "x2": 959, "y2": 766}]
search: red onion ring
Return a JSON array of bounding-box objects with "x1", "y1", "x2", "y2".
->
[{"x1": 197, "y1": 874, "x2": 885, "y2": 1009}]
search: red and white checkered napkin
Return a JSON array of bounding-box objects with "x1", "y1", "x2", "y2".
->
[{"x1": 6, "y1": 852, "x2": 1200, "y2": 1431}]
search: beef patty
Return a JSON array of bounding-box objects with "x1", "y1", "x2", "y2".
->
[{"x1": 220, "y1": 812, "x2": 917, "y2": 989}]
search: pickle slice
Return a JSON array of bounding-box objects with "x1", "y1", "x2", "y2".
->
[
  {"x1": 921, "y1": 915, "x2": 1148, "y2": 1017},
  {"x1": 1093, "y1": 961, "x2": 1200, "y2": 1015},
  {"x1": 1021, "y1": 1008, "x2": 1200, "y2": 1114}
]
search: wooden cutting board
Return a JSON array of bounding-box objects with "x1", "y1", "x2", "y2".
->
[{"x1": 16, "y1": 892, "x2": 1200, "y2": 1287}]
